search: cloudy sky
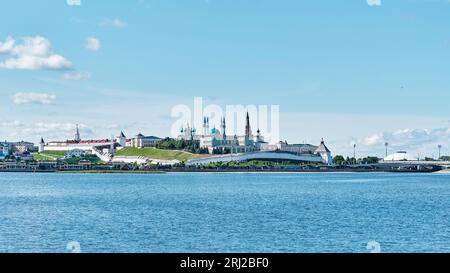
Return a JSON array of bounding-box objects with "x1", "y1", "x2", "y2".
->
[{"x1": 1, "y1": 0, "x2": 450, "y2": 158}]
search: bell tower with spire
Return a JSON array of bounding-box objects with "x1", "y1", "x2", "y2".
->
[
  {"x1": 244, "y1": 112, "x2": 254, "y2": 147},
  {"x1": 74, "y1": 124, "x2": 81, "y2": 142}
]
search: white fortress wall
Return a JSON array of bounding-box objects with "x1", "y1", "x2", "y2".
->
[
  {"x1": 43, "y1": 145, "x2": 97, "y2": 151},
  {"x1": 112, "y1": 156, "x2": 148, "y2": 165}
]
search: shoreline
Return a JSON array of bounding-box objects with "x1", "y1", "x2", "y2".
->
[
  {"x1": 1, "y1": 160, "x2": 445, "y2": 174},
  {"x1": 0, "y1": 168, "x2": 445, "y2": 174}
]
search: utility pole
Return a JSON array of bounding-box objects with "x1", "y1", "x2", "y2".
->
[
  {"x1": 438, "y1": 145, "x2": 442, "y2": 160},
  {"x1": 353, "y1": 143, "x2": 356, "y2": 160},
  {"x1": 385, "y1": 142, "x2": 389, "y2": 158}
]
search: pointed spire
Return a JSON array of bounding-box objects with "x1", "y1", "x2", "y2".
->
[
  {"x1": 245, "y1": 112, "x2": 252, "y2": 138},
  {"x1": 315, "y1": 138, "x2": 331, "y2": 154},
  {"x1": 40, "y1": 138, "x2": 45, "y2": 144},
  {"x1": 74, "y1": 124, "x2": 81, "y2": 142}
]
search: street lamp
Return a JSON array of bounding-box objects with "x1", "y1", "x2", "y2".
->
[
  {"x1": 438, "y1": 145, "x2": 442, "y2": 160},
  {"x1": 384, "y1": 142, "x2": 389, "y2": 158},
  {"x1": 353, "y1": 143, "x2": 356, "y2": 160}
]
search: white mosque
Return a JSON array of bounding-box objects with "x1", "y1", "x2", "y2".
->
[
  {"x1": 178, "y1": 112, "x2": 333, "y2": 165},
  {"x1": 178, "y1": 113, "x2": 268, "y2": 154},
  {"x1": 36, "y1": 117, "x2": 333, "y2": 165}
]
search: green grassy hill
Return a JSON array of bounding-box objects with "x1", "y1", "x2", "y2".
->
[
  {"x1": 33, "y1": 151, "x2": 66, "y2": 161},
  {"x1": 63, "y1": 155, "x2": 104, "y2": 164},
  {"x1": 32, "y1": 151, "x2": 104, "y2": 164},
  {"x1": 116, "y1": 148, "x2": 207, "y2": 162}
]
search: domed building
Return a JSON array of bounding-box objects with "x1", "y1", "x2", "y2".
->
[
  {"x1": 178, "y1": 113, "x2": 260, "y2": 154},
  {"x1": 384, "y1": 151, "x2": 417, "y2": 161},
  {"x1": 210, "y1": 127, "x2": 221, "y2": 136}
]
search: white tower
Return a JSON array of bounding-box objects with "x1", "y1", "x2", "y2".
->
[
  {"x1": 116, "y1": 131, "x2": 126, "y2": 147},
  {"x1": 110, "y1": 135, "x2": 115, "y2": 155},
  {"x1": 315, "y1": 138, "x2": 333, "y2": 165},
  {"x1": 39, "y1": 138, "x2": 45, "y2": 153}
]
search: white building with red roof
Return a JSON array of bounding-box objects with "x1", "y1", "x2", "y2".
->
[{"x1": 42, "y1": 125, "x2": 121, "y2": 154}]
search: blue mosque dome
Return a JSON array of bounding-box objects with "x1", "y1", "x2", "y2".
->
[{"x1": 210, "y1": 127, "x2": 220, "y2": 134}]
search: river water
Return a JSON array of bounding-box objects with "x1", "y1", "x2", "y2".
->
[{"x1": 0, "y1": 172, "x2": 449, "y2": 253}]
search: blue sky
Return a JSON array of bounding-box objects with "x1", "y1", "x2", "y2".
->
[{"x1": 1, "y1": 0, "x2": 450, "y2": 157}]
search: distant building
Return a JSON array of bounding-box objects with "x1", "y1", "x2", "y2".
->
[
  {"x1": 384, "y1": 151, "x2": 417, "y2": 161},
  {"x1": 269, "y1": 139, "x2": 332, "y2": 165},
  {"x1": 13, "y1": 141, "x2": 36, "y2": 153},
  {"x1": 179, "y1": 112, "x2": 261, "y2": 154},
  {"x1": 130, "y1": 134, "x2": 162, "y2": 148},
  {"x1": 64, "y1": 149, "x2": 87, "y2": 158},
  {"x1": 177, "y1": 112, "x2": 333, "y2": 162},
  {"x1": 44, "y1": 138, "x2": 116, "y2": 152},
  {"x1": 42, "y1": 125, "x2": 119, "y2": 152},
  {"x1": 314, "y1": 139, "x2": 333, "y2": 165},
  {"x1": 274, "y1": 141, "x2": 318, "y2": 154},
  {"x1": 0, "y1": 143, "x2": 10, "y2": 160},
  {"x1": 14, "y1": 151, "x2": 33, "y2": 161},
  {"x1": 0, "y1": 141, "x2": 37, "y2": 158}
]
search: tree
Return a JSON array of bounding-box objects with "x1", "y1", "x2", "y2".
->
[
  {"x1": 346, "y1": 157, "x2": 357, "y2": 165},
  {"x1": 174, "y1": 139, "x2": 186, "y2": 150},
  {"x1": 333, "y1": 155, "x2": 346, "y2": 165},
  {"x1": 360, "y1": 156, "x2": 379, "y2": 164},
  {"x1": 157, "y1": 138, "x2": 177, "y2": 150}
]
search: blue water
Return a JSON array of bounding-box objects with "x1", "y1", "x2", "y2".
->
[{"x1": 0, "y1": 172, "x2": 449, "y2": 253}]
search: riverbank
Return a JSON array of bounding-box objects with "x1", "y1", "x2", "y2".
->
[
  {"x1": 1, "y1": 161, "x2": 444, "y2": 174},
  {"x1": 0, "y1": 166, "x2": 444, "y2": 174}
]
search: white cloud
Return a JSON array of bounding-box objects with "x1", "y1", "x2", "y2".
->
[
  {"x1": 0, "y1": 121, "x2": 94, "y2": 142},
  {"x1": 100, "y1": 18, "x2": 128, "y2": 28},
  {"x1": 66, "y1": 0, "x2": 81, "y2": 6},
  {"x1": 62, "y1": 71, "x2": 90, "y2": 81},
  {"x1": 0, "y1": 36, "x2": 72, "y2": 70},
  {"x1": 11, "y1": 92, "x2": 56, "y2": 105},
  {"x1": 85, "y1": 37, "x2": 101, "y2": 51},
  {"x1": 367, "y1": 0, "x2": 381, "y2": 6},
  {"x1": 0, "y1": 120, "x2": 124, "y2": 143},
  {"x1": 355, "y1": 127, "x2": 450, "y2": 158},
  {"x1": 362, "y1": 133, "x2": 384, "y2": 146},
  {"x1": 0, "y1": 36, "x2": 15, "y2": 53},
  {"x1": 278, "y1": 111, "x2": 449, "y2": 158}
]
